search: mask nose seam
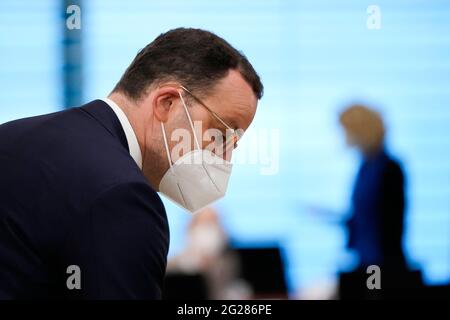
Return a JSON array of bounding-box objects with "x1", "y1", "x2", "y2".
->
[
  {"x1": 176, "y1": 182, "x2": 189, "y2": 209},
  {"x1": 202, "y1": 161, "x2": 221, "y2": 193}
]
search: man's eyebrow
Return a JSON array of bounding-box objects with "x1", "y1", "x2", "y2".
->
[
  {"x1": 223, "y1": 118, "x2": 240, "y2": 134},
  {"x1": 228, "y1": 117, "x2": 239, "y2": 130}
]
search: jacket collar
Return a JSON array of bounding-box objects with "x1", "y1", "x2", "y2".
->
[{"x1": 80, "y1": 99, "x2": 129, "y2": 152}]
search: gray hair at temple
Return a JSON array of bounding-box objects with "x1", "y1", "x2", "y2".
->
[{"x1": 339, "y1": 104, "x2": 385, "y2": 155}]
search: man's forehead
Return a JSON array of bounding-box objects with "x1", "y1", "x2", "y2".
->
[{"x1": 208, "y1": 70, "x2": 258, "y2": 130}]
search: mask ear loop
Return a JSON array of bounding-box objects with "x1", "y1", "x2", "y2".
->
[
  {"x1": 160, "y1": 122, "x2": 175, "y2": 173},
  {"x1": 160, "y1": 121, "x2": 190, "y2": 208},
  {"x1": 179, "y1": 91, "x2": 202, "y2": 151}
]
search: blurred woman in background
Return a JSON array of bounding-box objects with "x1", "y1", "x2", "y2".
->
[{"x1": 339, "y1": 104, "x2": 407, "y2": 271}]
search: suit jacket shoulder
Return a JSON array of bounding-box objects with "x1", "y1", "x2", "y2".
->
[{"x1": 0, "y1": 100, "x2": 169, "y2": 299}]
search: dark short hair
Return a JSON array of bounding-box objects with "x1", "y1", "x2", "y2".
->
[{"x1": 113, "y1": 28, "x2": 263, "y2": 101}]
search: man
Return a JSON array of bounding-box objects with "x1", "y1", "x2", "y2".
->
[{"x1": 0, "y1": 28, "x2": 263, "y2": 299}]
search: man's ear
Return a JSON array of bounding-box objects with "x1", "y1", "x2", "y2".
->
[{"x1": 152, "y1": 87, "x2": 181, "y2": 123}]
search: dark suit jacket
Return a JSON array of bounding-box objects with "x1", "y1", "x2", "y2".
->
[
  {"x1": 0, "y1": 100, "x2": 169, "y2": 299},
  {"x1": 347, "y1": 149, "x2": 406, "y2": 269}
]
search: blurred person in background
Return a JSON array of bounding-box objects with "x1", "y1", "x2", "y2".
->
[
  {"x1": 168, "y1": 207, "x2": 229, "y2": 273},
  {"x1": 166, "y1": 207, "x2": 250, "y2": 299},
  {"x1": 337, "y1": 104, "x2": 425, "y2": 299},
  {"x1": 339, "y1": 104, "x2": 407, "y2": 272}
]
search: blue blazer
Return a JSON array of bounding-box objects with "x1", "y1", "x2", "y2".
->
[
  {"x1": 0, "y1": 100, "x2": 169, "y2": 299},
  {"x1": 347, "y1": 149, "x2": 406, "y2": 269}
]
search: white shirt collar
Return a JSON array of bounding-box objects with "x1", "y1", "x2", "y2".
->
[{"x1": 101, "y1": 97, "x2": 143, "y2": 170}]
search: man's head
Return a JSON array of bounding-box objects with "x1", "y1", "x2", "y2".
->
[
  {"x1": 339, "y1": 104, "x2": 385, "y2": 156},
  {"x1": 109, "y1": 28, "x2": 263, "y2": 191}
]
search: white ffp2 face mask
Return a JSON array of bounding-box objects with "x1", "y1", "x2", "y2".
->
[{"x1": 158, "y1": 91, "x2": 233, "y2": 213}]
